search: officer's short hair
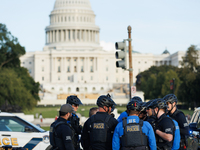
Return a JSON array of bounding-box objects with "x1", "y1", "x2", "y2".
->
[
  {"x1": 89, "y1": 107, "x2": 99, "y2": 117},
  {"x1": 128, "y1": 110, "x2": 139, "y2": 115}
]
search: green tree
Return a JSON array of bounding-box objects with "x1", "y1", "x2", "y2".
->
[
  {"x1": 178, "y1": 45, "x2": 200, "y2": 107},
  {"x1": 0, "y1": 68, "x2": 37, "y2": 111},
  {"x1": 0, "y1": 24, "x2": 25, "y2": 69},
  {"x1": 139, "y1": 66, "x2": 180, "y2": 100},
  {"x1": 0, "y1": 24, "x2": 40, "y2": 111}
]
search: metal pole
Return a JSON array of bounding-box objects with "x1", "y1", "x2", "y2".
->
[{"x1": 128, "y1": 26, "x2": 133, "y2": 101}]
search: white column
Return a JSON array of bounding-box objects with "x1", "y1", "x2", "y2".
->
[
  {"x1": 66, "y1": 30, "x2": 68, "y2": 42},
  {"x1": 48, "y1": 31, "x2": 50, "y2": 43},
  {"x1": 70, "y1": 29, "x2": 73, "y2": 42},
  {"x1": 88, "y1": 30, "x2": 90, "y2": 42},
  {"x1": 49, "y1": 31, "x2": 52, "y2": 43},
  {"x1": 61, "y1": 30, "x2": 64, "y2": 42},
  {"x1": 52, "y1": 30, "x2": 55, "y2": 43},
  {"x1": 56, "y1": 30, "x2": 59, "y2": 42},
  {"x1": 45, "y1": 32, "x2": 47, "y2": 44},
  {"x1": 75, "y1": 30, "x2": 77, "y2": 42}
]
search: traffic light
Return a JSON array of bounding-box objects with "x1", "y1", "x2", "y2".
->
[{"x1": 115, "y1": 40, "x2": 127, "y2": 70}]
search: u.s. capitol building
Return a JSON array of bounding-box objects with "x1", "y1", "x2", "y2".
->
[{"x1": 20, "y1": 0, "x2": 187, "y2": 100}]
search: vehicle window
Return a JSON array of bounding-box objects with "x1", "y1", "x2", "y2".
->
[
  {"x1": 192, "y1": 111, "x2": 200, "y2": 123},
  {"x1": 0, "y1": 116, "x2": 31, "y2": 132},
  {"x1": 190, "y1": 111, "x2": 197, "y2": 123}
]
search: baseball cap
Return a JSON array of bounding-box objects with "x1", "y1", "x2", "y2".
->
[{"x1": 60, "y1": 104, "x2": 75, "y2": 113}]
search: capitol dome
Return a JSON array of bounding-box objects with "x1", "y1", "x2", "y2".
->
[{"x1": 44, "y1": 0, "x2": 100, "y2": 51}]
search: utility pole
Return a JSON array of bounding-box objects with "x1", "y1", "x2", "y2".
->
[{"x1": 128, "y1": 26, "x2": 133, "y2": 100}]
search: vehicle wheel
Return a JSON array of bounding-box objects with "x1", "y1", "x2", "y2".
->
[{"x1": 45, "y1": 145, "x2": 52, "y2": 150}]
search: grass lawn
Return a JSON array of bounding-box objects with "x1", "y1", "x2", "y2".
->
[{"x1": 24, "y1": 105, "x2": 194, "y2": 118}]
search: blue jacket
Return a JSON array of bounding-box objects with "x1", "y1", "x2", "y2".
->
[
  {"x1": 117, "y1": 111, "x2": 128, "y2": 122},
  {"x1": 167, "y1": 115, "x2": 180, "y2": 150},
  {"x1": 112, "y1": 115, "x2": 157, "y2": 150}
]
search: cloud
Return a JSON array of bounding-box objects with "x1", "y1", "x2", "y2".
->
[{"x1": 100, "y1": 41, "x2": 115, "y2": 51}]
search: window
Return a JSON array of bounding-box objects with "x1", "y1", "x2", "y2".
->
[
  {"x1": 123, "y1": 78, "x2": 125, "y2": 82},
  {"x1": 67, "y1": 66, "x2": 70, "y2": 72},
  {"x1": 90, "y1": 66, "x2": 93, "y2": 72},
  {"x1": 0, "y1": 116, "x2": 36, "y2": 132},
  {"x1": 42, "y1": 60, "x2": 44, "y2": 62},
  {"x1": 76, "y1": 87, "x2": 79, "y2": 92},
  {"x1": 106, "y1": 76, "x2": 108, "y2": 81},
  {"x1": 29, "y1": 62, "x2": 31, "y2": 64},
  {"x1": 106, "y1": 67, "x2": 108, "y2": 71},
  {"x1": 60, "y1": 88, "x2": 63, "y2": 91},
  {"x1": 116, "y1": 69, "x2": 118, "y2": 73},
  {"x1": 42, "y1": 67, "x2": 44, "y2": 72},
  {"x1": 85, "y1": 87, "x2": 87, "y2": 92},
  {"x1": 92, "y1": 87, "x2": 96, "y2": 91},
  {"x1": 51, "y1": 87, "x2": 54, "y2": 90},
  {"x1": 58, "y1": 66, "x2": 61, "y2": 72},
  {"x1": 74, "y1": 66, "x2": 77, "y2": 72},
  {"x1": 101, "y1": 87, "x2": 104, "y2": 91},
  {"x1": 29, "y1": 69, "x2": 31, "y2": 74},
  {"x1": 58, "y1": 76, "x2": 60, "y2": 80},
  {"x1": 68, "y1": 87, "x2": 71, "y2": 93},
  {"x1": 42, "y1": 77, "x2": 44, "y2": 81},
  {"x1": 23, "y1": 62, "x2": 25, "y2": 64},
  {"x1": 81, "y1": 76, "x2": 83, "y2": 80},
  {"x1": 91, "y1": 76, "x2": 93, "y2": 80},
  {"x1": 68, "y1": 76, "x2": 70, "y2": 81},
  {"x1": 81, "y1": 66, "x2": 84, "y2": 72}
]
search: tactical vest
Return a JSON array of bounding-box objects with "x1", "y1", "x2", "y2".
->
[
  {"x1": 171, "y1": 110, "x2": 188, "y2": 148},
  {"x1": 89, "y1": 115, "x2": 112, "y2": 143},
  {"x1": 121, "y1": 118, "x2": 149, "y2": 150},
  {"x1": 156, "y1": 116, "x2": 175, "y2": 150},
  {"x1": 50, "y1": 120, "x2": 75, "y2": 150}
]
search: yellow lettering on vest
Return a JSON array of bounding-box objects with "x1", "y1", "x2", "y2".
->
[
  {"x1": 93, "y1": 123, "x2": 104, "y2": 129},
  {"x1": 11, "y1": 138, "x2": 18, "y2": 146},
  {"x1": 3, "y1": 138, "x2": 10, "y2": 145},
  {"x1": 127, "y1": 125, "x2": 139, "y2": 132}
]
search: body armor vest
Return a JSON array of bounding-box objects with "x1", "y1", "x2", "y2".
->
[
  {"x1": 121, "y1": 118, "x2": 149, "y2": 150},
  {"x1": 89, "y1": 115, "x2": 112, "y2": 144},
  {"x1": 156, "y1": 116, "x2": 175, "y2": 150},
  {"x1": 50, "y1": 120, "x2": 75, "y2": 150}
]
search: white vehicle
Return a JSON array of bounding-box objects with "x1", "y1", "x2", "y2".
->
[{"x1": 0, "y1": 111, "x2": 51, "y2": 150}]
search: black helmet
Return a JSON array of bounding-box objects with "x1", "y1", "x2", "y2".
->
[
  {"x1": 131, "y1": 96, "x2": 142, "y2": 102},
  {"x1": 139, "y1": 102, "x2": 147, "y2": 112},
  {"x1": 145, "y1": 100, "x2": 154, "y2": 109},
  {"x1": 96, "y1": 94, "x2": 116, "y2": 111},
  {"x1": 127, "y1": 100, "x2": 142, "y2": 111},
  {"x1": 66, "y1": 95, "x2": 82, "y2": 105},
  {"x1": 148, "y1": 98, "x2": 168, "y2": 110},
  {"x1": 163, "y1": 94, "x2": 178, "y2": 104}
]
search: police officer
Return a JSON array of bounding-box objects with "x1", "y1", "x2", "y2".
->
[
  {"x1": 149, "y1": 98, "x2": 175, "y2": 150},
  {"x1": 145, "y1": 100, "x2": 157, "y2": 124},
  {"x1": 117, "y1": 96, "x2": 142, "y2": 122},
  {"x1": 81, "y1": 94, "x2": 118, "y2": 150},
  {"x1": 50, "y1": 104, "x2": 75, "y2": 150},
  {"x1": 163, "y1": 94, "x2": 189, "y2": 150},
  {"x1": 112, "y1": 100, "x2": 157, "y2": 150},
  {"x1": 66, "y1": 95, "x2": 83, "y2": 150}
]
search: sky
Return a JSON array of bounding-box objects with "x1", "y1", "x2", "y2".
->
[{"x1": 0, "y1": 0, "x2": 200, "y2": 54}]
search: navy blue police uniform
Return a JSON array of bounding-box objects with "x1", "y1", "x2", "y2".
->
[
  {"x1": 149, "y1": 99, "x2": 175, "y2": 150},
  {"x1": 50, "y1": 104, "x2": 76, "y2": 150},
  {"x1": 81, "y1": 94, "x2": 118, "y2": 150},
  {"x1": 66, "y1": 95, "x2": 83, "y2": 150},
  {"x1": 163, "y1": 94, "x2": 189, "y2": 150}
]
